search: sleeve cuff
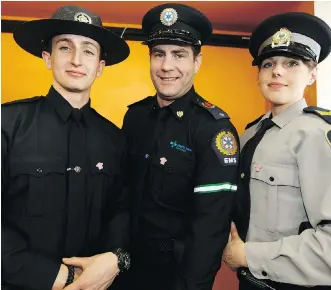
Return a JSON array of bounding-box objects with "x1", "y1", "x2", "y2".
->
[
  {"x1": 17, "y1": 254, "x2": 61, "y2": 290},
  {"x1": 245, "y1": 241, "x2": 281, "y2": 281}
]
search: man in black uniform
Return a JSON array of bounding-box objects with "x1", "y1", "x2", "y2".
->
[
  {"x1": 2, "y1": 5, "x2": 131, "y2": 290},
  {"x1": 121, "y1": 3, "x2": 240, "y2": 290}
]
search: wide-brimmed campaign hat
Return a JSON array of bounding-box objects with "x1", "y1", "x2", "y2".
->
[
  {"x1": 13, "y1": 5, "x2": 130, "y2": 66},
  {"x1": 249, "y1": 12, "x2": 331, "y2": 66},
  {"x1": 142, "y1": 3, "x2": 212, "y2": 46}
]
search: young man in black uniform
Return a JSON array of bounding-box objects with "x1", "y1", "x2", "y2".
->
[
  {"x1": 121, "y1": 3, "x2": 240, "y2": 290},
  {"x1": 2, "y1": 5, "x2": 131, "y2": 290}
]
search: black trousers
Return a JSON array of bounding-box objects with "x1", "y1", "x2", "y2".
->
[{"x1": 112, "y1": 249, "x2": 177, "y2": 290}]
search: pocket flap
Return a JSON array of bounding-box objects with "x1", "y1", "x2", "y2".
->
[
  {"x1": 251, "y1": 163, "x2": 300, "y2": 187},
  {"x1": 152, "y1": 156, "x2": 194, "y2": 176},
  {"x1": 10, "y1": 160, "x2": 65, "y2": 177}
]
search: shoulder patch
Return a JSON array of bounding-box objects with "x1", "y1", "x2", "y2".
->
[
  {"x1": 127, "y1": 96, "x2": 154, "y2": 108},
  {"x1": 326, "y1": 130, "x2": 331, "y2": 147},
  {"x1": 2, "y1": 96, "x2": 43, "y2": 106},
  {"x1": 194, "y1": 97, "x2": 229, "y2": 120},
  {"x1": 303, "y1": 106, "x2": 331, "y2": 124},
  {"x1": 245, "y1": 115, "x2": 264, "y2": 129},
  {"x1": 212, "y1": 129, "x2": 239, "y2": 166}
]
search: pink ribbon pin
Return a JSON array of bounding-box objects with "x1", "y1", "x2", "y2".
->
[
  {"x1": 96, "y1": 162, "x2": 104, "y2": 170},
  {"x1": 254, "y1": 164, "x2": 262, "y2": 172}
]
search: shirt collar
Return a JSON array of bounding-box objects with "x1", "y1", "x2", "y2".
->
[
  {"x1": 46, "y1": 86, "x2": 92, "y2": 123},
  {"x1": 168, "y1": 86, "x2": 196, "y2": 121},
  {"x1": 259, "y1": 98, "x2": 307, "y2": 128}
]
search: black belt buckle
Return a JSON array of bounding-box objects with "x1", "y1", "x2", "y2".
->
[{"x1": 238, "y1": 268, "x2": 276, "y2": 290}]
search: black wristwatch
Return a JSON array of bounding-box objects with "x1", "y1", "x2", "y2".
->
[{"x1": 114, "y1": 248, "x2": 131, "y2": 273}]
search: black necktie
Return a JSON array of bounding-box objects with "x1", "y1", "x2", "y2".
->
[
  {"x1": 235, "y1": 118, "x2": 275, "y2": 240},
  {"x1": 65, "y1": 108, "x2": 86, "y2": 255},
  {"x1": 71, "y1": 108, "x2": 82, "y2": 123}
]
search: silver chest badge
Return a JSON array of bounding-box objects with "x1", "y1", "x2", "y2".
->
[
  {"x1": 160, "y1": 8, "x2": 178, "y2": 26},
  {"x1": 74, "y1": 12, "x2": 92, "y2": 24}
]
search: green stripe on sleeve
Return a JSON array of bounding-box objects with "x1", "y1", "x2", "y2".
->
[{"x1": 194, "y1": 183, "x2": 237, "y2": 194}]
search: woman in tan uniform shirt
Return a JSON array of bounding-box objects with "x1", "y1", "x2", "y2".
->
[{"x1": 223, "y1": 12, "x2": 331, "y2": 290}]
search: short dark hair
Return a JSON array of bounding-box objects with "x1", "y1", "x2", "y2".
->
[{"x1": 191, "y1": 45, "x2": 201, "y2": 58}]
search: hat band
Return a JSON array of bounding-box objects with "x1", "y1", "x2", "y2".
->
[
  {"x1": 258, "y1": 32, "x2": 321, "y2": 61},
  {"x1": 144, "y1": 29, "x2": 202, "y2": 46}
]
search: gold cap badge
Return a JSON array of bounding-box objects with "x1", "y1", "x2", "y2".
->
[{"x1": 271, "y1": 28, "x2": 292, "y2": 48}]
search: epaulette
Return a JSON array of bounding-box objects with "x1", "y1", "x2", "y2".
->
[
  {"x1": 303, "y1": 106, "x2": 331, "y2": 125},
  {"x1": 194, "y1": 97, "x2": 229, "y2": 120},
  {"x1": 245, "y1": 115, "x2": 264, "y2": 129},
  {"x1": 2, "y1": 96, "x2": 43, "y2": 106},
  {"x1": 127, "y1": 96, "x2": 154, "y2": 108}
]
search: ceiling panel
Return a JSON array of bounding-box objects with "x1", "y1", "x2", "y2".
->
[{"x1": 1, "y1": 1, "x2": 314, "y2": 33}]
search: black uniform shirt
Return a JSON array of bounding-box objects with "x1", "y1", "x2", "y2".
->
[
  {"x1": 122, "y1": 87, "x2": 239, "y2": 289},
  {"x1": 1, "y1": 87, "x2": 129, "y2": 290}
]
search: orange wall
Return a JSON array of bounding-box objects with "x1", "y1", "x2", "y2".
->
[
  {"x1": 2, "y1": 32, "x2": 267, "y2": 135},
  {"x1": 1, "y1": 33, "x2": 317, "y2": 135}
]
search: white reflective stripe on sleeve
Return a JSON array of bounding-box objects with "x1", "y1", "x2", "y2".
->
[{"x1": 194, "y1": 183, "x2": 237, "y2": 194}]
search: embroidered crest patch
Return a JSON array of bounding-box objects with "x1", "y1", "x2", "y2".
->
[{"x1": 212, "y1": 130, "x2": 238, "y2": 166}]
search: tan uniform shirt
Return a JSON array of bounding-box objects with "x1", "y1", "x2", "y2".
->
[{"x1": 241, "y1": 99, "x2": 331, "y2": 285}]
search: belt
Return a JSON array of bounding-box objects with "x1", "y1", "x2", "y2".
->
[{"x1": 238, "y1": 268, "x2": 330, "y2": 290}]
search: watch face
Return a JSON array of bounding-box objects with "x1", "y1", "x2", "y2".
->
[
  {"x1": 116, "y1": 248, "x2": 131, "y2": 271},
  {"x1": 121, "y1": 252, "x2": 131, "y2": 270}
]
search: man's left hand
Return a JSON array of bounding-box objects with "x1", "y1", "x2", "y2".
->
[
  {"x1": 62, "y1": 252, "x2": 119, "y2": 290},
  {"x1": 222, "y1": 222, "x2": 248, "y2": 270}
]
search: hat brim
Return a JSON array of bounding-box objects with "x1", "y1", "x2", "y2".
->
[
  {"x1": 252, "y1": 48, "x2": 313, "y2": 66},
  {"x1": 142, "y1": 37, "x2": 199, "y2": 46},
  {"x1": 13, "y1": 19, "x2": 130, "y2": 66}
]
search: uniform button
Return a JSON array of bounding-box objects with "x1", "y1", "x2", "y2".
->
[
  {"x1": 74, "y1": 166, "x2": 82, "y2": 173},
  {"x1": 168, "y1": 167, "x2": 172, "y2": 170},
  {"x1": 262, "y1": 271, "x2": 268, "y2": 277},
  {"x1": 144, "y1": 154, "x2": 150, "y2": 159},
  {"x1": 269, "y1": 176, "x2": 274, "y2": 182},
  {"x1": 36, "y1": 168, "x2": 43, "y2": 173},
  {"x1": 241, "y1": 173, "x2": 245, "y2": 178}
]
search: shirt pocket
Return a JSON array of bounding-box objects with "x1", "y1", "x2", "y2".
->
[
  {"x1": 250, "y1": 162, "x2": 303, "y2": 234},
  {"x1": 151, "y1": 155, "x2": 195, "y2": 207},
  {"x1": 89, "y1": 157, "x2": 120, "y2": 211},
  {"x1": 9, "y1": 160, "x2": 66, "y2": 217}
]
